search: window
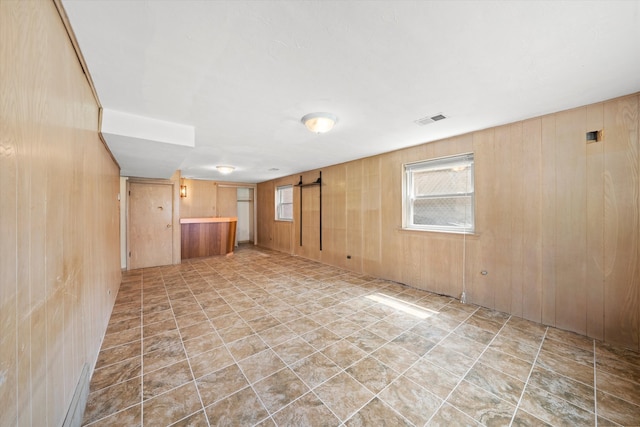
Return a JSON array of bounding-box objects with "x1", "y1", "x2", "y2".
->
[
  {"x1": 403, "y1": 153, "x2": 474, "y2": 233},
  {"x1": 275, "y1": 185, "x2": 293, "y2": 221}
]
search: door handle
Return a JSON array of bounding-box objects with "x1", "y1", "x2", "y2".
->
[{"x1": 166, "y1": 224, "x2": 172, "y2": 228}]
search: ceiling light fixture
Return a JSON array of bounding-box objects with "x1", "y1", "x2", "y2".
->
[
  {"x1": 301, "y1": 112, "x2": 337, "y2": 134},
  {"x1": 216, "y1": 165, "x2": 235, "y2": 174}
]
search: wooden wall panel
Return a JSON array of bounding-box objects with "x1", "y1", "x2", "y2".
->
[
  {"x1": 179, "y1": 178, "x2": 218, "y2": 218},
  {"x1": 554, "y1": 108, "x2": 588, "y2": 335},
  {"x1": 346, "y1": 162, "x2": 363, "y2": 272},
  {"x1": 1, "y1": 1, "x2": 121, "y2": 425},
  {"x1": 509, "y1": 123, "x2": 525, "y2": 318},
  {"x1": 540, "y1": 114, "x2": 558, "y2": 326},
  {"x1": 256, "y1": 93, "x2": 640, "y2": 351},
  {"x1": 603, "y1": 96, "x2": 639, "y2": 349},
  {"x1": 362, "y1": 156, "x2": 382, "y2": 275},
  {"x1": 493, "y1": 125, "x2": 515, "y2": 314},
  {"x1": 321, "y1": 164, "x2": 347, "y2": 268},
  {"x1": 470, "y1": 129, "x2": 496, "y2": 309},
  {"x1": 217, "y1": 186, "x2": 238, "y2": 218},
  {"x1": 586, "y1": 103, "x2": 605, "y2": 340},
  {"x1": 521, "y1": 119, "x2": 543, "y2": 322}
]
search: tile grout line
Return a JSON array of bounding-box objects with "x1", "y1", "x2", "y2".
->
[
  {"x1": 170, "y1": 265, "x2": 212, "y2": 427},
  {"x1": 507, "y1": 325, "x2": 549, "y2": 427}
]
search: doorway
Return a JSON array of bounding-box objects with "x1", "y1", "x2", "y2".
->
[{"x1": 128, "y1": 182, "x2": 174, "y2": 269}]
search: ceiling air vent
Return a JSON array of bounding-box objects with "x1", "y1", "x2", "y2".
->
[{"x1": 414, "y1": 113, "x2": 447, "y2": 126}]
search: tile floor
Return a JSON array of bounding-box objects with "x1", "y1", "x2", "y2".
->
[{"x1": 82, "y1": 245, "x2": 640, "y2": 426}]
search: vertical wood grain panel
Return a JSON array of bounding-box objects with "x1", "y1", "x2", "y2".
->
[
  {"x1": 1, "y1": 1, "x2": 121, "y2": 424},
  {"x1": 586, "y1": 103, "x2": 605, "y2": 340},
  {"x1": 362, "y1": 156, "x2": 382, "y2": 275},
  {"x1": 603, "y1": 96, "x2": 639, "y2": 350},
  {"x1": 179, "y1": 178, "x2": 217, "y2": 218},
  {"x1": 379, "y1": 151, "x2": 404, "y2": 283},
  {"x1": 471, "y1": 128, "x2": 496, "y2": 309},
  {"x1": 509, "y1": 123, "x2": 525, "y2": 317},
  {"x1": 0, "y1": 0, "x2": 19, "y2": 420},
  {"x1": 493, "y1": 125, "x2": 514, "y2": 314},
  {"x1": 555, "y1": 108, "x2": 588, "y2": 335},
  {"x1": 541, "y1": 114, "x2": 557, "y2": 326},
  {"x1": 346, "y1": 162, "x2": 363, "y2": 272},
  {"x1": 521, "y1": 118, "x2": 543, "y2": 322},
  {"x1": 217, "y1": 186, "x2": 237, "y2": 218}
]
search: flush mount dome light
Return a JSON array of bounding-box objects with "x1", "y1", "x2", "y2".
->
[
  {"x1": 301, "y1": 112, "x2": 337, "y2": 133},
  {"x1": 216, "y1": 165, "x2": 235, "y2": 174}
]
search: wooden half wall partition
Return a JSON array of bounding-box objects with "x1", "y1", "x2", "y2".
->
[
  {"x1": 257, "y1": 93, "x2": 640, "y2": 352},
  {"x1": 1, "y1": 1, "x2": 121, "y2": 425}
]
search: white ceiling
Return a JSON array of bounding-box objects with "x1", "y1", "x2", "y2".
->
[{"x1": 61, "y1": 0, "x2": 640, "y2": 183}]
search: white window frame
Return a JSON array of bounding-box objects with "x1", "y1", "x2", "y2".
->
[
  {"x1": 275, "y1": 185, "x2": 293, "y2": 221},
  {"x1": 403, "y1": 153, "x2": 475, "y2": 234}
]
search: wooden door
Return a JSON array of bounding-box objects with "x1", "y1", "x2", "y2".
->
[{"x1": 129, "y1": 182, "x2": 173, "y2": 269}]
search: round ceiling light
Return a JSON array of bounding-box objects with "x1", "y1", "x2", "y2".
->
[
  {"x1": 216, "y1": 165, "x2": 235, "y2": 174},
  {"x1": 301, "y1": 112, "x2": 337, "y2": 134}
]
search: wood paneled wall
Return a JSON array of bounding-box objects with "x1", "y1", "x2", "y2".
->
[
  {"x1": 257, "y1": 94, "x2": 640, "y2": 351},
  {"x1": 179, "y1": 178, "x2": 219, "y2": 218},
  {"x1": 1, "y1": 1, "x2": 121, "y2": 425}
]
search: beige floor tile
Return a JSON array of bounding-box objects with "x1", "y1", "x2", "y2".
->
[
  {"x1": 404, "y1": 358, "x2": 461, "y2": 399},
  {"x1": 238, "y1": 348, "x2": 287, "y2": 384},
  {"x1": 83, "y1": 378, "x2": 142, "y2": 425},
  {"x1": 196, "y1": 364, "x2": 249, "y2": 407},
  {"x1": 143, "y1": 359, "x2": 193, "y2": 400},
  {"x1": 519, "y1": 385, "x2": 595, "y2": 426},
  {"x1": 83, "y1": 404, "x2": 141, "y2": 427},
  {"x1": 226, "y1": 333, "x2": 268, "y2": 361},
  {"x1": 291, "y1": 352, "x2": 341, "y2": 389},
  {"x1": 346, "y1": 356, "x2": 400, "y2": 394},
  {"x1": 142, "y1": 381, "x2": 201, "y2": 427},
  {"x1": 205, "y1": 386, "x2": 269, "y2": 426},
  {"x1": 271, "y1": 391, "x2": 340, "y2": 427},
  {"x1": 272, "y1": 336, "x2": 316, "y2": 365},
  {"x1": 253, "y1": 368, "x2": 309, "y2": 414},
  {"x1": 188, "y1": 346, "x2": 235, "y2": 379},
  {"x1": 371, "y1": 342, "x2": 420, "y2": 373},
  {"x1": 321, "y1": 340, "x2": 367, "y2": 369},
  {"x1": 378, "y1": 375, "x2": 442, "y2": 426},
  {"x1": 170, "y1": 409, "x2": 208, "y2": 427},
  {"x1": 313, "y1": 372, "x2": 374, "y2": 421},
  {"x1": 446, "y1": 380, "x2": 515, "y2": 426},
  {"x1": 464, "y1": 362, "x2": 525, "y2": 405},
  {"x1": 426, "y1": 402, "x2": 481, "y2": 426},
  {"x1": 345, "y1": 397, "x2": 411, "y2": 426}
]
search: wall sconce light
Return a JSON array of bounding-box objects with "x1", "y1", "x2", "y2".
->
[
  {"x1": 216, "y1": 165, "x2": 235, "y2": 175},
  {"x1": 180, "y1": 185, "x2": 187, "y2": 198},
  {"x1": 301, "y1": 112, "x2": 338, "y2": 133}
]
